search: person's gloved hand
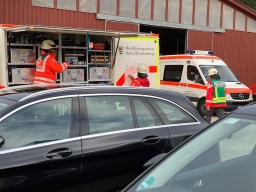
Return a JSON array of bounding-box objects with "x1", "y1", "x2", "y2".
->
[
  {"x1": 65, "y1": 60, "x2": 71, "y2": 68},
  {"x1": 68, "y1": 59, "x2": 73, "y2": 65}
]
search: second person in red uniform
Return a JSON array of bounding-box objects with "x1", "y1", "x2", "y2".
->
[
  {"x1": 205, "y1": 68, "x2": 227, "y2": 123},
  {"x1": 128, "y1": 65, "x2": 150, "y2": 87},
  {"x1": 33, "y1": 40, "x2": 70, "y2": 84}
]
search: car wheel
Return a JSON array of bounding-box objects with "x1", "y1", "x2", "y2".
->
[{"x1": 198, "y1": 98, "x2": 206, "y2": 117}]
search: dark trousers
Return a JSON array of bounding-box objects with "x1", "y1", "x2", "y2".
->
[{"x1": 205, "y1": 107, "x2": 225, "y2": 123}]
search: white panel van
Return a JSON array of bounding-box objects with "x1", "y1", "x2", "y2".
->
[{"x1": 160, "y1": 50, "x2": 252, "y2": 116}]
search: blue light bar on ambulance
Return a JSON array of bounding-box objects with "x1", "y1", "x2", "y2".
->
[{"x1": 187, "y1": 50, "x2": 213, "y2": 55}]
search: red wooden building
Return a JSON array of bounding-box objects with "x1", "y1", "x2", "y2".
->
[{"x1": 1, "y1": 0, "x2": 256, "y2": 86}]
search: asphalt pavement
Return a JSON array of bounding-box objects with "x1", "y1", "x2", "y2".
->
[
  {"x1": 211, "y1": 115, "x2": 218, "y2": 123},
  {"x1": 208, "y1": 112, "x2": 230, "y2": 124}
]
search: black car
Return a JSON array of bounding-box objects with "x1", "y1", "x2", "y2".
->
[
  {"x1": 122, "y1": 103, "x2": 256, "y2": 192},
  {"x1": 0, "y1": 84, "x2": 208, "y2": 192}
]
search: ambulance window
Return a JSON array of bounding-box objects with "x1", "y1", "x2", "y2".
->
[
  {"x1": 163, "y1": 65, "x2": 183, "y2": 82},
  {"x1": 187, "y1": 65, "x2": 203, "y2": 84}
]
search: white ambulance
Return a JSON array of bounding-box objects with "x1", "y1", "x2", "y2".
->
[{"x1": 160, "y1": 50, "x2": 253, "y2": 116}]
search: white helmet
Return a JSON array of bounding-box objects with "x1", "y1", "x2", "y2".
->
[
  {"x1": 138, "y1": 65, "x2": 147, "y2": 74},
  {"x1": 208, "y1": 68, "x2": 218, "y2": 76},
  {"x1": 41, "y1": 40, "x2": 55, "y2": 50}
]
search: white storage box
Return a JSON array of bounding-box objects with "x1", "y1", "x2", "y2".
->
[
  {"x1": 11, "y1": 68, "x2": 35, "y2": 83},
  {"x1": 10, "y1": 48, "x2": 36, "y2": 64},
  {"x1": 89, "y1": 67, "x2": 110, "y2": 80},
  {"x1": 63, "y1": 69, "x2": 85, "y2": 82}
]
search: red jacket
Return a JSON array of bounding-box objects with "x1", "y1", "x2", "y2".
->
[
  {"x1": 130, "y1": 77, "x2": 150, "y2": 87},
  {"x1": 205, "y1": 78, "x2": 227, "y2": 108},
  {"x1": 33, "y1": 51, "x2": 70, "y2": 84}
]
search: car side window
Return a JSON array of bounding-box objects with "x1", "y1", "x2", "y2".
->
[
  {"x1": 0, "y1": 98, "x2": 72, "y2": 151},
  {"x1": 132, "y1": 97, "x2": 162, "y2": 128},
  {"x1": 85, "y1": 96, "x2": 134, "y2": 134},
  {"x1": 147, "y1": 98, "x2": 196, "y2": 124}
]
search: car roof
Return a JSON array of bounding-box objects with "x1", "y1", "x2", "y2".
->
[
  {"x1": 0, "y1": 83, "x2": 207, "y2": 121},
  {"x1": 0, "y1": 83, "x2": 208, "y2": 130},
  {"x1": 0, "y1": 83, "x2": 184, "y2": 101}
]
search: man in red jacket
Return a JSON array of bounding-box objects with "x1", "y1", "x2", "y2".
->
[
  {"x1": 205, "y1": 68, "x2": 227, "y2": 123},
  {"x1": 33, "y1": 40, "x2": 70, "y2": 84},
  {"x1": 128, "y1": 65, "x2": 150, "y2": 87}
]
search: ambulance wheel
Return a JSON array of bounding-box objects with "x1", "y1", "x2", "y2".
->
[{"x1": 198, "y1": 99, "x2": 206, "y2": 117}]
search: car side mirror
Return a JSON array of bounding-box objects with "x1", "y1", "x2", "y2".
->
[
  {"x1": 0, "y1": 136, "x2": 5, "y2": 148},
  {"x1": 143, "y1": 153, "x2": 167, "y2": 170}
]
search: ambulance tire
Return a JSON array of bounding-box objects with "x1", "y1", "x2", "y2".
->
[{"x1": 198, "y1": 98, "x2": 206, "y2": 117}]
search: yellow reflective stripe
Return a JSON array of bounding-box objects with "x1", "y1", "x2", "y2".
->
[
  {"x1": 214, "y1": 87, "x2": 218, "y2": 99},
  {"x1": 212, "y1": 98, "x2": 226, "y2": 103},
  {"x1": 212, "y1": 97, "x2": 226, "y2": 101},
  {"x1": 212, "y1": 98, "x2": 226, "y2": 101},
  {"x1": 155, "y1": 37, "x2": 160, "y2": 88},
  {"x1": 212, "y1": 86, "x2": 226, "y2": 103}
]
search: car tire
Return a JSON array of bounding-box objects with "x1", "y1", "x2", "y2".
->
[{"x1": 198, "y1": 98, "x2": 206, "y2": 117}]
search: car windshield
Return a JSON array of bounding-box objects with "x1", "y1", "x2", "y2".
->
[
  {"x1": 199, "y1": 65, "x2": 238, "y2": 82},
  {"x1": 126, "y1": 113, "x2": 256, "y2": 192}
]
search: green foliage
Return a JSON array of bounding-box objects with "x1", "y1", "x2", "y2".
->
[{"x1": 237, "y1": 0, "x2": 256, "y2": 10}]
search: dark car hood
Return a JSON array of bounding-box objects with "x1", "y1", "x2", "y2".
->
[{"x1": 233, "y1": 103, "x2": 256, "y2": 115}]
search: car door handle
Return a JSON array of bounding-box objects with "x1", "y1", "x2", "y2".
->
[
  {"x1": 46, "y1": 148, "x2": 72, "y2": 159},
  {"x1": 141, "y1": 136, "x2": 160, "y2": 144}
]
